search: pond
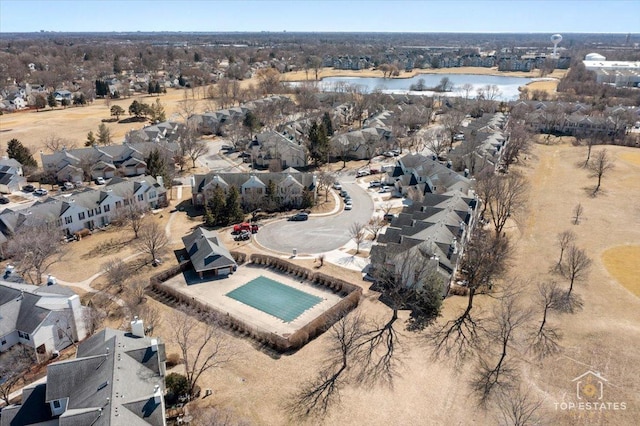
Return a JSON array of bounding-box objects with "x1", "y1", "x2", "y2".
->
[{"x1": 307, "y1": 74, "x2": 536, "y2": 101}]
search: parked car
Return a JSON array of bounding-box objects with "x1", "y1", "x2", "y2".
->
[
  {"x1": 74, "y1": 181, "x2": 83, "y2": 188},
  {"x1": 95, "y1": 177, "x2": 106, "y2": 185},
  {"x1": 289, "y1": 212, "x2": 309, "y2": 221},
  {"x1": 63, "y1": 182, "x2": 74, "y2": 190},
  {"x1": 390, "y1": 149, "x2": 401, "y2": 156},
  {"x1": 356, "y1": 169, "x2": 370, "y2": 177},
  {"x1": 22, "y1": 184, "x2": 36, "y2": 192},
  {"x1": 333, "y1": 182, "x2": 342, "y2": 190},
  {"x1": 344, "y1": 195, "x2": 352, "y2": 203},
  {"x1": 233, "y1": 222, "x2": 259, "y2": 234},
  {"x1": 345, "y1": 199, "x2": 353, "y2": 206},
  {"x1": 382, "y1": 151, "x2": 395, "y2": 158},
  {"x1": 369, "y1": 180, "x2": 381, "y2": 188},
  {"x1": 234, "y1": 230, "x2": 251, "y2": 241},
  {"x1": 379, "y1": 187, "x2": 390, "y2": 193},
  {"x1": 454, "y1": 133, "x2": 465, "y2": 141},
  {"x1": 344, "y1": 204, "x2": 352, "y2": 210},
  {"x1": 0, "y1": 196, "x2": 9, "y2": 204},
  {"x1": 340, "y1": 190, "x2": 348, "y2": 198},
  {"x1": 34, "y1": 188, "x2": 48, "y2": 196}
]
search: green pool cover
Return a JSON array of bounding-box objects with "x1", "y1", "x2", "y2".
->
[{"x1": 226, "y1": 275, "x2": 322, "y2": 322}]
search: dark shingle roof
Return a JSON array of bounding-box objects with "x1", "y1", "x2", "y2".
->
[{"x1": 182, "y1": 227, "x2": 236, "y2": 273}]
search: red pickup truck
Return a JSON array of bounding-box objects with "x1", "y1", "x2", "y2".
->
[{"x1": 233, "y1": 222, "x2": 259, "y2": 234}]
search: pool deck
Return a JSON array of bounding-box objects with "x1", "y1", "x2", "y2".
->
[{"x1": 162, "y1": 264, "x2": 343, "y2": 336}]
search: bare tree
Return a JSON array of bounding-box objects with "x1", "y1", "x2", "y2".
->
[
  {"x1": 588, "y1": 149, "x2": 614, "y2": 195},
  {"x1": 178, "y1": 90, "x2": 199, "y2": 121},
  {"x1": 171, "y1": 307, "x2": 233, "y2": 398},
  {"x1": 102, "y1": 258, "x2": 129, "y2": 293},
  {"x1": 554, "y1": 230, "x2": 576, "y2": 271},
  {"x1": 470, "y1": 293, "x2": 530, "y2": 405},
  {"x1": 178, "y1": 125, "x2": 208, "y2": 168},
  {"x1": 424, "y1": 134, "x2": 448, "y2": 159},
  {"x1": 440, "y1": 108, "x2": 466, "y2": 148},
  {"x1": 349, "y1": 222, "x2": 366, "y2": 254},
  {"x1": 136, "y1": 221, "x2": 168, "y2": 264},
  {"x1": 501, "y1": 122, "x2": 531, "y2": 171},
  {"x1": 366, "y1": 216, "x2": 386, "y2": 241},
  {"x1": 483, "y1": 172, "x2": 529, "y2": 236},
  {"x1": 83, "y1": 304, "x2": 106, "y2": 335},
  {"x1": 316, "y1": 170, "x2": 335, "y2": 203},
  {"x1": 493, "y1": 385, "x2": 544, "y2": 426},
  {"x1": 114, "y1": 198, "x2": 148, "y2": 238},
  {"x1": 573, "y1": 203, "x2": 584, "y2": 225},
  {"x1": 430, "y1": 227, "x2": 511, "y2": 364},
  {"x1": 43, "y1": 134, "x2": 75, "y2": 152},
  {"x1": 528, "y1": 281, "x2": 562, "y2": 359},
  {"x1": 0, "y1": 345, "x2": 36, "y2": 405},
  {"x1": 7, "y1": 223, "x2": 63, "y2": 285},
  {"x1": 288, "y1": 311, "x2": 365, "y2": 418},
  {"x1": 560, "y1": 245, "x2": 591, "y2": 298}
]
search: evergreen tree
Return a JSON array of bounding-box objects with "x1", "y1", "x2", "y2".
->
[
  {"x1": 307, "y1": 121, "x2": 329, "y2": 166},
  {"x1": 47, "y1": 92, "x2": 57, "y2": 108},
  {"x1": 155, "y1": 81, "x2": 162, "y2": 94},
  {"x1": 73, "y1": 94, "x2": 86, "y2": 106},
  {"x1": 178, "y1": 75, "x2": 186, "y2": 87},
  {"x1": 148, "y1": 81, "x2": 155, "y2": 95},
  {"x1": 146, "y1": 148, "x2": 166, "y2": 179},
  {"x1": 85, "y1": 131, "x2": 97, "y2": 147},
  {"x1": 95, "y1": 80, "x2": 109, "y2": 98},
  {"x1": 301, "y1": 187, "x2": 315, "y2": 209},
  {"x1": 97, "y1": 123, "x2": 112, "y2": 145},
  {"x1": 34, "y1": 95, "x2": 46, "y2": 111},
  {"x1": 150, "y1": 98, "x2": 166, "y2": 123},
  {"x1": 110, "y1": 105, "x2": 125, "y2": 120},
  {"x1": 264, "y1": 179, "x2": 278, "y2": 211},
  {"x1": 322, "y1": 111, "x2": 334, "y2": 136},
  {"x1": 223, "y1": 186, "x2": 244, "y2": 225},
  {"x1": 243, "y1": 111, "x2": 261, "y2": 139},
  {"x1": 194, "y1": 52, "x2": 202, "y2": 62},
  {"x1": 204, "y1": 186, "x2": 226, "y2": 226},
  {"x1": 7, "y1": 139, "x2": 37, "y2": 169},
  {"x1": 113, "y1": 56, "x2": 122, "y2": 74}
]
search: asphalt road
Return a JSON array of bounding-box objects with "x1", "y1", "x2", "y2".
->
[{"x1": 255, "y1": 179, "x2": 374, "y2": 255}]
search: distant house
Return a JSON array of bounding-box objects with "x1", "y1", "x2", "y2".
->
[
  {"x1": 0, "y1": 157, "x2": 25, "y2": 176},
  {"x1": 1, "y1": 324, "x2": 167, "y2": 426},
  {"x1": 0, "y1": 279, "x2": 87, "y2": 360},
  {"x1": 53, "y1": 90, "x2": 72, "y2": 103},
  {"x1": 182, "y1": 227, "x2": 237, "y2": 278}
]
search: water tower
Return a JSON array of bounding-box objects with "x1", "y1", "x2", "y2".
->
[{"x1": 551, "y1": 34, "x2": 563, "y2": 57}]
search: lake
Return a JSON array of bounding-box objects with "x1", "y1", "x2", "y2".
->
[{"x1": 310, "y1": 74, "x2": 535, "y2": 101}]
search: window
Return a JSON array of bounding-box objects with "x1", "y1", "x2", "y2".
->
[
  {"x1": 88, "y1": 209, "x2": 94, "y2": 217},
  {"x1": 96, "y1": 206, "x2": 101, "y2": 215},
  {"x1": 123, "y1": 199, "x2": 130, "y2": 206},
  {"x1": 115, "y1": 201, "x2": 122, "y2": 209},
  {"x1": 18, "y1": 331, "x2": 29, "y2": 340},
  {"x1": 53, "y1": 400, "x2": 61, "y2": 409},
  {"x1": 56, "y1": 219, "x2": 63, "y2": 227},
  {"x1": 64, "y1": 216, "x2": 73, "y2": 225},
  {"x1": 137, "y1": 194, "x2": 144, "y2": 201},
  {"x1": 78, "y1": 212, "x2": 85, "y2": 220},
  {"x1": 149, "y1": 191, "x2": 156, "y2": 199},
  {"x1": 104, "y1": 204, "x2": 110, "y2": 212}
]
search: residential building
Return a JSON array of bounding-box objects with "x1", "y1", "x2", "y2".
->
[
  {"x1": 370, "y1": 191, "x2": 479, "y2": 290},
  {"x1": 0, "y1": 277, "x2": 87, "y2": 359},
  {"x1": 1, "y1": 324, "x2": 167, "y2": 426},
  {"x1": 182, "y1": 227, "x2": 237, "y2": 278},
  {"x1": 0, "y1": 165, "x2": 26, "y2": 194},
  {"x1": 41, "y1": 142, "x2": 179, "y2": 182},
  {"x1": 386, "y1": 154, "x2": 473, "y2": 196},
  {"x1": 191, "y1": 170, "x2": 316, "y2": 210},
  {"x1": 249, "y1": 131, "x2": 308, "y2": 169},
  {"x1": 0, "y1": 176, "x2": 165, "y2": 237}
]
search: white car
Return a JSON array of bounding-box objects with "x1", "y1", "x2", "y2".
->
[
  {"x1": 344, "y1": 204, "x2": 352, "y2": 210},
  {"x1": 95, "y1": 177, "x2": 106, "y2": 185},
  {"x1": 356, "y1": 170, "x2": 370, "y2": 177},
  {"x1": 333, "y1": 182, "x2": 342, "y2": 190}
]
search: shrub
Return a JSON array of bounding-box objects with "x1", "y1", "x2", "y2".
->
[
  {"x1": 448, "y1": 284, "x2": 469, "y2": 296},
  {"x1": 166, "y1": 353, "x2": 180, "y2": 367},
  {"x1": 165, "y1": 372, "x2": 189, "y2": 405}
]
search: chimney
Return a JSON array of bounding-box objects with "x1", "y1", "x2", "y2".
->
[
  {"x1": 68, "y1": 295, "x2": 87, "y2": 341},
  {"x1": 130, "y1": 316, "x2": 145, "y2": 337},
  {"x1": 47, "y1": 275, "x2": 57, "y2": 286},
  {"x1": 151, "y1": 338, "x2": 158, "y2": 352},
  {"x1": 153, "y1": 385, "x2": 162, "y2": 405}
]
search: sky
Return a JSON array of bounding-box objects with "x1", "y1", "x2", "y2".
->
[{"x1": 0, "y1": 0, "x2": 638, "y2": 34}]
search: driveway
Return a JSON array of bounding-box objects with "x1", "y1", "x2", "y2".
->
[{"x1": 255, "y1": 179, "x2": 374, "y2": 255}]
